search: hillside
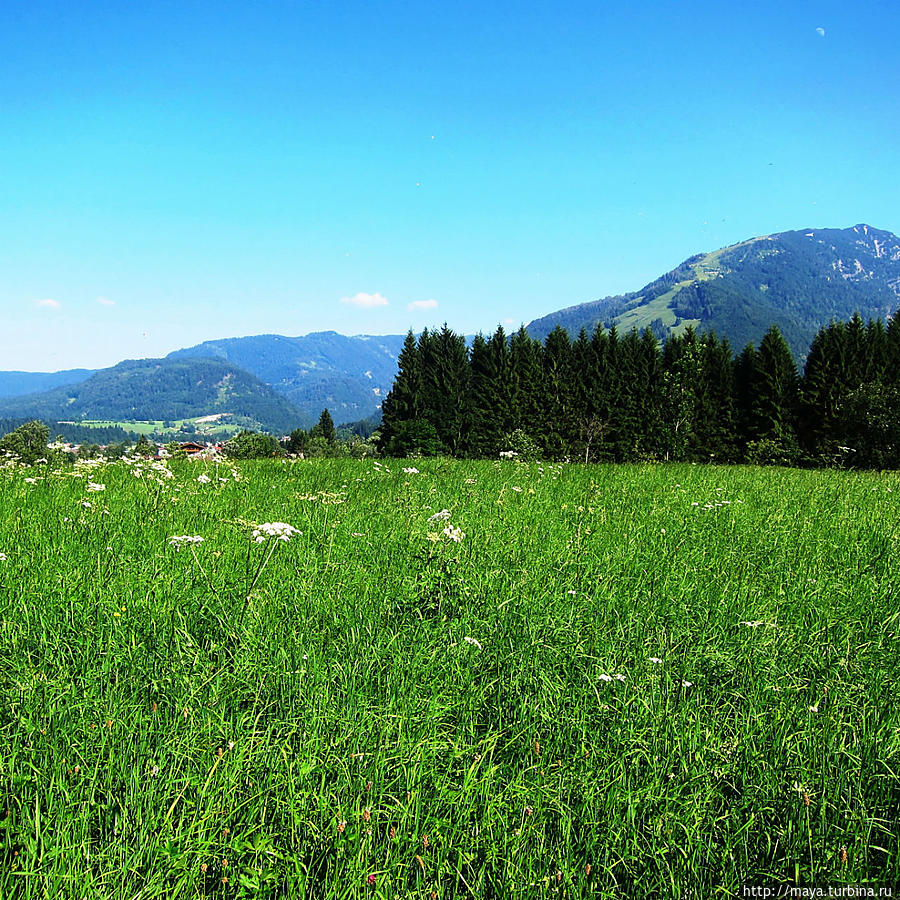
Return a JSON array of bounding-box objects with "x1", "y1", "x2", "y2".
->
[
  {"x1": 167, "y1": 331, "x2": 405, "y2": 422},
  {"x1": 0, "y1": 368, "x2": 96, "y2": 399},
  {"x1": 527, "y1": 224, "x2": 900, "y2": 357},
  {"x1": 0, "y1": 357, "x2": 305, "y2": 434}
]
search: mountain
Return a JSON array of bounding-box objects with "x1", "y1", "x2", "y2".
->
[
  {"x1": 527, "y1": 224, "x2": 900, "y2": 358},
  {"x1": 0, "y1": 368, "x2": 96, "y2": 399},
  {"x1": 167, "y1": 331, "x2": 406, "y2": 422},
  {"x1": 0, "y1": 357, "x2": 304, "y2": 434}
]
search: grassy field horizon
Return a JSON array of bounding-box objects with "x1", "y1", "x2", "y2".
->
[{"x1": 0, "y1": 456, "x2": 897, "y2": 898}]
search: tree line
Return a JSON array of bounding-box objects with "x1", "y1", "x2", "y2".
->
[{"x1": 377, "y1": 313, "x2": 900, "y2": 468}]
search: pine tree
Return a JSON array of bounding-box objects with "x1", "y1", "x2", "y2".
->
[
  {"x1": 746, "y1": 325, "x2": 799, "y2": 462},
  {"x1": 466, "y1": 327, "x2": 512, "y2": 457},
  {"x1": 539, "y1": 326, "x2": 576, "y2": 458},
  {"x1": 311, "y1": 408, "x2": 336, "y2": 443},
  {"x1": 508, "y1": 326, "x2": 543, "y2": 444},
  {"x1": 378, "y1": 330, "x2": 421, "y2": 452}
]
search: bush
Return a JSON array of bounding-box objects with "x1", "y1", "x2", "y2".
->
[
  {"x1": 222, "y1": 430, "x2": 280, "y2": 459},
  {"x1": 385, "y1": 420, "x2": 445, "y2": 458},
  {"x1": 0, "y1": 420, "x2": 50, "y2": 465},
  {"x1": 499, "y1": 429, "x2": 542, "y2": 461}
]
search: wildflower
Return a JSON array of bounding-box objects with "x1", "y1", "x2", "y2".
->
[
  {"x1": 0, "y1": 553, "x2": 6, "y2": 561},
  {"x1": 86, "y1": 482, "x2": 105, "y2": 492},
  {"x1": 809, "y1": 704, "x2": 819, "y2": 713},
  {"x1": 402, "y1": 467, "x2": 420, "y2": 474},
  {"x1": 442, "y1": 525, "x2": 465, "y2": 542},
  {"x1": 511, "y1": 486, "x2": 522, "y2": 492},
  {"x1": 499, "y1": 450, "x2": 518, "y2": 458},
  {"x1": 615, "y1": 673, "x2": 626, "y2": 682},
  {"x1": 389, "y1": 826, "x2": 397, "y2": 838},
  {"x1": 251, "y1": 522, "x2": 301, "y2": 543},
  {"x1": 428, "y1": 509, "x2": 451, "y2": 521},
  {"x1": 599, "y1": 674, "x2": 613, "y2": 682},
  {"x1": 682, "y1": 680, "x2": 694, "y2": 688},
  {"x1": 150, "y1": 765, "x2": 160, "y2": 777},
  {"x1": 367, "y1": 874, "x2": 376, "y2": 885},
  {"x1": 168, "y1": 535, "x2": 204, "y2": 549},
  {"x1": 81, "y1": 500, "x2": 92, "y2": 509},
  {"x1": 197, "y1": 474, "x2": 211, "y2": 484},
  {"x1": 649, "y1": 657, "x2": 662, "y2": 664},
  {"x1": 567, "y1": 589, "x2": 576, "y2": 595},
  {"x1": 426, "y1": 532, "x2": 440, "y2": 543},
  {"x1": 227, "y1": 740, "x2": 235, "y2": 750},
  {"x1": 201, "y1": 863, "x2": 208, "y2": 874},
  {"x1": 337, "y1": 820, "x2": 346, "y2": 833},
  {"x1": 463, "y1": 636, "x2": 483, "y2": 650}
]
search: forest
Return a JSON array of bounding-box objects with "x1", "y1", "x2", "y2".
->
[{"x1": 378, "y1": 312, "x2": 900, "y2": 468}]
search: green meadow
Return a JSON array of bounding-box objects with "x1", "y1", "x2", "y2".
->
[{"x1": 0, "y1": 456, "x2": 898, "y2": 898}]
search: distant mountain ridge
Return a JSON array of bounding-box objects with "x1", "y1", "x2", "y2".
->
[
  {"x1": 167, "y1": 330, "x2": 406, "y2": 422},
  {"x1": 527, "y1": 224, "x2": 900, "y2": 358},
  {"x1": 0, "y1": 357, "x2": 304, "y2": 434}
]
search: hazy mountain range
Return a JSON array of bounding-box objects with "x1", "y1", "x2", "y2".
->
[{"x1": 1, "y1": 224, "x2": 897, "y2": 435}]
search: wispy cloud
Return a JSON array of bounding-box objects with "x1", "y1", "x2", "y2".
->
[
  {"x1": 503, "y1": 317, "x2": 516, "y2": 325},
  {"x1": 407, "y1": 298, "x2": 439, "y2": 311},
  {"x1": 96, "y1": 296, "x2": 116, "y2": 306},
  {"x1": 815, "y1": 26, "x2": 825, "y2": 37},
  {"x1": 340, "y1": 292, "x2": 389, "y2": 309},
  {"x1": 35, "y1": 298, "x2": 61, "y2": 309}
]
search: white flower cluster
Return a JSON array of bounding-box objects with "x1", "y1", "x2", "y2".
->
[
  {"x1": 0, "y1": 552, "x2": 7, "y2": 561},
  {"x1": 197, "y1": 474, "x2": 211, "y2": 484},
  {"x1": 499, "y1": 450, "x2": 518, "y2": 459},
  {"x1": 442, "y1": 525, "x2": 465, "y2": 543},
  {"x1": 402, "y1": 467, "x2": 420, "y2": 475},
  {"x1": 168, "y1": 535, "x2": 204, "y2": 549},
  {"x1": 599, "y1": 673, "x2": 626, "y2": 683},
  {"x1": 251, "y1": 522, "x2": 301, "y2": 543},
  {"x1": 86, "y1": 482, "x2": 105, "y2": 492},
  {"x1": 463, "y1": 635, "x2": 483, "y2": 650},
  {"x1": 427, "y1": 509, "x2": 451, "y2": 522}
]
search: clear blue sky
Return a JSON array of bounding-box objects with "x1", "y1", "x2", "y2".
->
[{"x1": 2, "y1": 0, "x2": 898, "y2": 371}]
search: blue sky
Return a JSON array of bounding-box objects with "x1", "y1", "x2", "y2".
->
[{"x1": 2, "y1": 0, "x2": 898, "y2": 371}]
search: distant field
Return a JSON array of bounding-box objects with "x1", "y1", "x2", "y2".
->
[
  {"x1": 72, "y1": 418, "x2": 239, "y2": 438},
  {"x1": 0, "y1": 457, "x2": 898, "y2": 897}
]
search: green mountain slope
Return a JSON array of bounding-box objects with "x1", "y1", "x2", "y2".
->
[
  {"x1": 527, "y1": 224, "x2": 900, "y2": 357},
  {"x1": 0, "y1": 357, "x2": 304, "y2": 434},
  {"x1": 167, "y1": 331, "x2": 405, "y2": 423}
]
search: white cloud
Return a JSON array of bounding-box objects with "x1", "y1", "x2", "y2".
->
[
  {"x1": 503, "y1": 317, "x2": 516, "y2": 325},
  {"x1": 340, "y1": 292, "x2": 389, "y2": 309},
  {"x1": 35, "y1": 298, "x2": 61, "y2": 309},
  {"x1": 407, "y1": 298, "x2": 439, "y2": 311},
  {"x1": 96, "y1": 296, "x2": 116, "y2": 306},
  {"x1": 815, "y1": 26, "x2": 825, "y2": 37}
]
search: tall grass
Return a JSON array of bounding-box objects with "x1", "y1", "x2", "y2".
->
[{"x1": 0, "y1": 456, "x2": 897, "y2": 898}]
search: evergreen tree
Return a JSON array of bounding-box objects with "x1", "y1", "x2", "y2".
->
[
  {"x1": 539, "y1": 326, "x2": 576, "y2": 458},
  {"x1": 508, "y1": 326, "x2": 543, "y2": 443},
  {"x1": 466, "y1": 326, "x2": 512, "y2": 457},
  {"x1": 420, "y1": 325, "x2": 469, "y2": 455},
  {"x1": 310, "y1": 409, "x2": 336, "y2": 444},
  {"x1": 745, "y1": 325, "x2": 799, "y2": 463},
  {"x1": 378, "y1": 329, "x2": 422, "y2": 452}
]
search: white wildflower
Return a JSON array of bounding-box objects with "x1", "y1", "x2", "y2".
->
[
  {"x1": 511, "y1": 486, "x2": 522, "y2": 492},
  {"x1": 168, "y1": 535, "x2": 204, "y2": 548},
  {"x1": 649, "y1": 657, "x2": 663, "y2": 664},
  {"x1": 463, "y1": 636, "x2": 483, "y2": 650},
  {"x1": 197, "y1": 474, "x2": 211, "y2": 484},
  {"x1": 682, "y1": 680, "x2": 694, "y2": 688},
  {"x1": 809, "y1": 704, "x2": 819, "y2": 713},
  {"x1": 0, "y1": 552, "x2": 6, "y2": 561},
  {"x1": 428, "y1": 509, "x2": 451, "y2": 522},
  {"x1": 442, "y1": 525, "x2": 465, "y2": 542},
  {"x1": 24, "y1": 477, "x2": 38, "y2": 484},
  {"x1": 251, "y1": 522, "x2": 301, "y2": 543},
  {"x1": 499, "y1": 450, "x2": 518, "y2": 459},
  {"x1": 402, "y1": 467, "x2": 420, "y2": 475},
  {"x1": 81, "y1": 500, "x2": 92, "y2": 509},
  {"x1": 566, "y1": 589, "x2": 576, "y2": 595},
  {"x1": 615, "y1": 673, "x2": 626, "y2": 682},
  {"x1": 86, "y1": 482, "x2": 105, "y2": 492}
]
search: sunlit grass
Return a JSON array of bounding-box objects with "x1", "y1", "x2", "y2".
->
[{"x1": 0, "y1": 456, "x2": 898, "y2": 897}]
